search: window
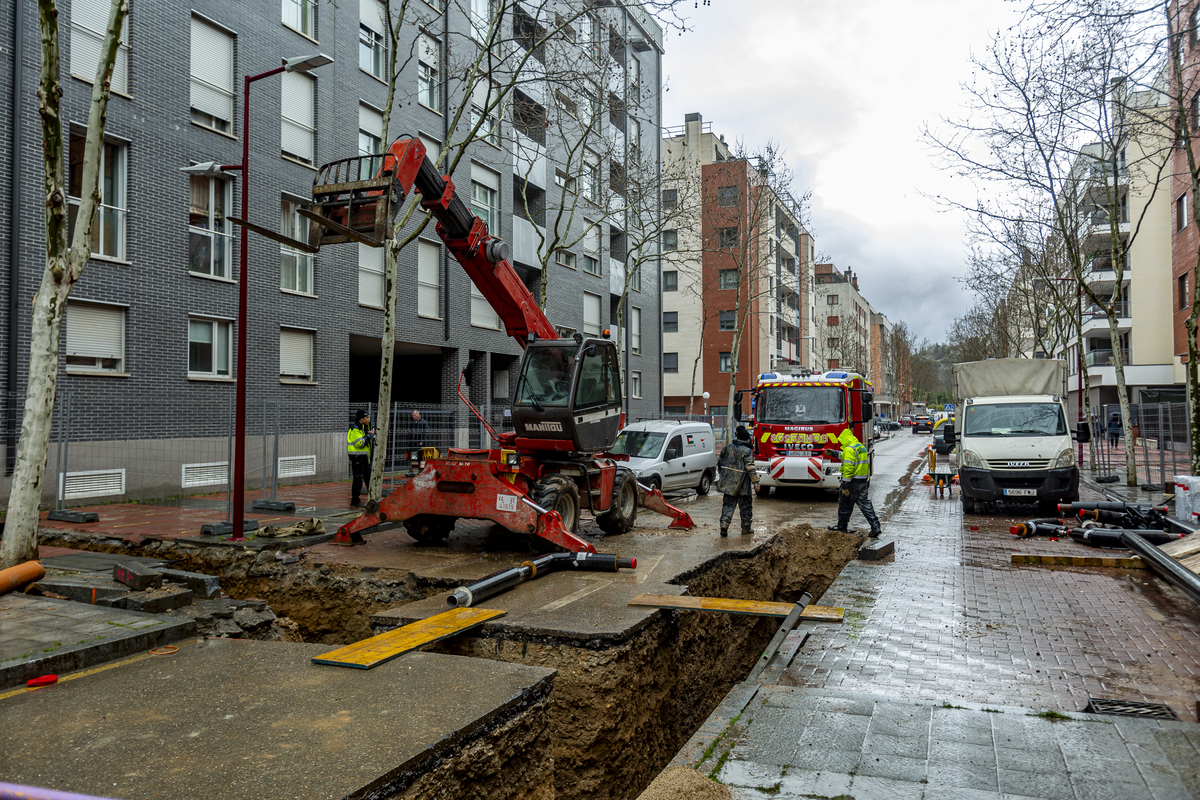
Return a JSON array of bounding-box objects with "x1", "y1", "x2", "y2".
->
[
  {"x1": 556, "y1": 249, "x2": 577, "y2": 268},
  {"x1": 662, "y1": 311, "x2": 678, "y2": 332},
  {"x1": 663, "y1": 352, "x2": 679, "y2": 372},
  {"x1": 68, "y1": 129, "x2": 126, "y2": 260},
  {"x1": 471, "y1": 81, "x2": 500, "y2": 146},
  {"x1": 418, "y1": 239, "x2": 441, "y2": 318},
  {"x1": 279, "y1": 328, "x2": 314, "y2": 381},
  {"x1": 283, "y1": 0, "x2": 316, "y2": 38},
  {"x1": 190, "y1": 17, "x2": 234, "y2": 131},
  {"x1": 281, "y1": 71, "x2": 316, "y2": 163},
  {"x1": 718, "y1": 227, "x2": 738, "y2": 248},
  {"x1": 359, "y1": 104, "x2": 384, "y2": 179},
  {"x1": 1182, "y1": 273, "x2": 1190, "y2": 312},
  {"x1": 583, "y1": 292, "x2": 602, "y2": 336},
  {"x1": 582, "y1": 225, "x2": 601, "y2": 275},
  {"x1": 629, "y1": 117, "x2": 641, "y2": 162},
  {"x1": 556, "y1": 169, "x2": 577, "y2": 193},
  {"x1": 631, "y1": 371, "x2": 642, "y2": 399},
  {"x1": 710, "y1": 406, "x2": 728, "y2": 417},
  {"x1": 827, "y1": 294, "x2": 840, "y2": 305},
  {"x1": 556, "y1": 90, "x2": 578, "y2": 119},
  {"x1": 556, "y1": 12, "x2": 577, "y2": 42},
  {"x1": 630, "y1": 55, "x2": 642, "y2": 99},
  {"x1": 470, "y1": 163, "x2": 500, "y2": 232},
  {"x1": 1193, "y1": 6, "x2": 1200, "y2": 45},
  {"x1": 358, "y1": 243, "x2": 384, "y2": 307},
  {"x1": 717, "y1": 185, "x2": 737, "y2": 207},
  {"x1": 719, "y1": 310, "x2": 736, "y2": 331},
  {"x1": 189, "y1": 176, "x2": 232, "y2": 278},
  {"x1": 630, "y1": 265, "x2": 641, "y2": 292},
  {"x1": 582, "y1": 151, "x2": 600, "y2": 202},
  {"x1": 280, "y1": 197, "x2": 313, "y2": 294},
  {"x1": 471, "y1": 0, "x2": 496, "y2": 41},
  {"x1": 419, "y1": 134, "x2": 442, "y2": 167},
  {"x1": 71, "y1": 0, "x2": 129, "y2": 93},
  {"x1": 662, "y1": 188, "x2": 678, "y2": 209},
  {"x1": 631, "y1": 307, "x2": 642, "y2": 355},
  {"x1": 718, "y1": 269, "x2": 737, "y2": 290},
  {"x1": 582, "y1": 13, "x2": 600, "y2": 59},
  {"x1": 360, "y1": 0, "x2": 386, "y2": 79},
  {"x1": 583, "y1": 80, "x2": 600, "y2": 125},
  {"x1": 1179, "y1": 194, "x2": 1189, "y2": 232},
  {"x1": 663, "y1": 270, "x2": 678, "y2": 291},
  {"x1": 719, "y1": 351, "x2": 732, "y2": 372},
  {"x1": 65, "y1": 302, "x2": 124, "y2": 372},
  {"x1": 662, "y1": 230, "x2": 678, "y2": 251},
  {"x1": 664, "y1": 405, "x2": 686, "y2": 414},
  {"x1": 828, "y1": 337, "x2": 840, "y2": 348},
  {"x1": 189, "y1": 317, "x2": 231, "y2": 377},
  {"x1": 827, "y1": 315, "x2": 839, "y2": 326},
  {"x1": 1194, "y1": 91, "x2": 1200, "y2": 131},
  {"x1": 471, "y1": 284, "x2": 501, "y2": 329},
  {"x1": 418, "y1": 33, "x2": 440, "y2": 111}
]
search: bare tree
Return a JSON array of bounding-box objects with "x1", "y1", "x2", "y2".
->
[{"x1": 2, "y1": 0, "x2": 129, "y2": 568}]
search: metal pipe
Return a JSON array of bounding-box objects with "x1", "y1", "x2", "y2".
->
[
  {"x1": 60, "y1": 392, "x2": 72, "y2": 510},
  {"x1": 448, "y1": 551, "x2": 637, "y2": 608},
  {"x1": 54, "y1": 393, "x2": 64, "y2": 512},
  {"x1": 226, "y1": 392, "x2": 234, "y2": 524},
  {"x1": 272, "y1": 400, "x2": 280, "y2": 500},
  {"x1": 1120, "y1": 530, "x2": 1200, "y2": 605},
  {"x1": 260, "y1": 400, "x2": 268, "y2": 502},
  {"x1": 1070, "y1": 529, "x2": 1184, "y2": 548}
]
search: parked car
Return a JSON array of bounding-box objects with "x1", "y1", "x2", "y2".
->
[
  {"x1": 878, "y1": 418, "x2": 901, "y2": 431},
  {"x1": 932, "y1": 417, "x2": 956, "y2": 455},
  {"x1": 900, "y1": 415, "x2": 913, "y2": 427},
  {"x1": 610, "y1": 420, "x2": 718, "y2": 494},
  {"x1": 912, "y1": 415, "x2": 933, "y2": 433}
]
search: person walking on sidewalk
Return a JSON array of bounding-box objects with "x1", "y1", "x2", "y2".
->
[
  {"x1": 827, "y1": 428, "x2": 882, "y2": 537},
  {"x1": 717, "y1": 425, "x2": 760, "y2": 537},
  {"x1": 1107, "y1": 413, "x2": 1122, "y2": 448},
  {"x1": 346, "y1": 409, "x2": 374, "y2": 507}
]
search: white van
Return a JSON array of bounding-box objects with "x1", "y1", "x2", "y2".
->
[{"x1": 611, "y1": 421, "x2": 718, "y2": 495}]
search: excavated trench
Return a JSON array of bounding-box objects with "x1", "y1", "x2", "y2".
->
[{"x1": 39, "y1": 523, "x2": 861, "y2": 800}]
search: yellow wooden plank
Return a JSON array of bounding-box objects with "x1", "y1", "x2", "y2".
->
[
  {"x1": 1011, "y1": 553, "x2": 1146, "y2": 569},
  {"x1": 1160, "y1": 531, "x2": 1200, "y2": 560},
  {"x1": 627, "y1": 593, "x2": 843, "y2": 623},
  {"x1": 1178, "y1": 552, "x2": 1200, "y2": 576},
  {"x1": 312, "y1": 608, "x2": 506, "y2": 669}
]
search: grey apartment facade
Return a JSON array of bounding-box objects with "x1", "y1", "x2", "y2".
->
[{"x1": 0, "y1": 0, "x2": 664, "y2": 502}]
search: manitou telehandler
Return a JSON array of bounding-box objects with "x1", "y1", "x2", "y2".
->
[{"x1": 239, "y1": 137, "x2": 693, "y2": 552}]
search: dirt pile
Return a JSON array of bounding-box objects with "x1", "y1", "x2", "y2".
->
[{"x1": 636, "y1": 767, "x2": 730, "y2": 800}]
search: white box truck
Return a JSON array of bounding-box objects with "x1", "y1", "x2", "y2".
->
[{"x1": 945, "y1": 358, "x2": 1084, "y2": 514}]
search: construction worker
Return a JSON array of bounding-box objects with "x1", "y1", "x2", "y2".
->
[
  {"x1": 717, "y1": 425, "x2": 760, "y2": 537},
  {"x1": 826, "y1": 428, "x2": 882, "y2": 537},
  {"x1": 347, "y1": 409, "x2": 374, "y2": 507}
]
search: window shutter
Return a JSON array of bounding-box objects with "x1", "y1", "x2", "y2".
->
[
  {"x1": 471, "y1": 284, "x2": 500, "y2": 329},
  {"x1": 279, "y1": 328, "x2": 313, "y2": 378},
  {"x1": 471, "y1": 161, "x2": 500, "y2": 191},
  {"x1": 583, "y1": 224, "x2": 600, "y2": 254},
  {"x1": 358, "y1": 243, "x2": 385, "y2": 307},
  {"x1": 71, "y1": 0, "x2": 130, "y2": 93},
  {"x1": 66, "y1": 303, "x2": 124, "y2": 360},
  {"x1": 417, "y1": 239, "x2": 440, "y2": 317},
  {"x1": 190, "y1": 18, "x2": 234, "y2": 120},
  {"x1": 583, "y1": 293, "x2": 601, "y2": 334},
  {"x1": 419, "y1": 33, "x2": 439, "y2": 66},
  {"x1": 360, "y1": 0, "x2": 385, "y2": 34},
  {"x1": 358, "y1": 104, "x2": 383, "y2": 138},
  {"x1": 419, "y1": 134, "x2": 441, "y2": 165},
  {"x1": 281, "y1": 72, "x2": 315, "y2": 161}
]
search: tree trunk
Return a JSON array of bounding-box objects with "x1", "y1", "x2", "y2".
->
[
  {"x1": 369, "y1": 241, "x2": 400, "y2": 501},
  {"x1": 1107, "y1": 314, "x2": 1137, "y2": 486}
]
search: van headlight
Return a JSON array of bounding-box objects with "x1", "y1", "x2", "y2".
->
[
  {"x1": 1054, "y1": 448, "x2": 1075, "y2": 468},
  {"x1": 960, "y1": 449, "x2": 983, "y2": 468}
]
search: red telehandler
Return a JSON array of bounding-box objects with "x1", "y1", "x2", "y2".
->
[{"x1": 247, "y1": 137, "x2": 694, "y2": 552}]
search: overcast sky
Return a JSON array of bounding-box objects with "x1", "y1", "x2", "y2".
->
[{"x1": 660, "y1": 0, "x2": 1024, "y2": 344}]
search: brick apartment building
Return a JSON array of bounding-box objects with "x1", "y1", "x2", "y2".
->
[{"x1": 0, "y1": 0, "x2": 664, "y2": 502}]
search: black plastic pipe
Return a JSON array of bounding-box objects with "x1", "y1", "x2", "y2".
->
[
  {"x1": 1120, "y1": 530, "x2": 1200, "y2": 606},
  {"x1": 1069, "y1": 529, "x2": 1184, "y2": 548},
  {"x1": 1010, "y1": 519, "x2": 1068, "y2": 538},
  {"x1": 1058, "y1": 502, "x2": 1168, "y2": 514},
  {"x1": 448, "y1": 552, "x2": 637, "y2": 608}
]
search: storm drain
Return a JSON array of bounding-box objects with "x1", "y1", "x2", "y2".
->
[{"x1": 1085, "y1": 697, "x2": 1180, "y2": 720}]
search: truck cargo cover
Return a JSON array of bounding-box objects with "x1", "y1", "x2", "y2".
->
[{"x1": 952, "y1": 358, "x2": 1068, "y2": 404}]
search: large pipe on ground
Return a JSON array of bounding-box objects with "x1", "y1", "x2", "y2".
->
[
  {"x1": 0, "y1": 561, "x2": 45, "y2": 596},
  {"x1": 1120, "y1": 530, "x2": 1200, "y2": 606},
  {"x1": 1058, "y1": 502, "x2": 1169, "y2": 515},
  {"x1": 448, "y1": 552, "x2": 636, "y2": 608},
  {"x1": 1069, "y1": 529, "x2": 1184, "y2": 548},
  {"x1": 1010, "y1": 518, "x2": 1067, "y2": 538}
]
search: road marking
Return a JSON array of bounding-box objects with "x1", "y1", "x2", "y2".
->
[{"x1": 534, "y1": 582, "x2": 610, "y2": 613}]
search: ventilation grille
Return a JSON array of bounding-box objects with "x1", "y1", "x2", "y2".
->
[
  {"x1": 182, "y1": 461, "x2": 229, "y2": 489},
  {"x1": 278, "y1": 455, "x2": 317, "y2": 478},
  {"x1": 59, "y1": 469, "x2": 125, "y2": 500},
  {"x1": 1085, "y1": 698, "x2": 1179, "y2": 720}
]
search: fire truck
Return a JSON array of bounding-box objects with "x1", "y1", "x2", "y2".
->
[{"x1": 735, "y1": 370, "x2": 875, "y2": 494}]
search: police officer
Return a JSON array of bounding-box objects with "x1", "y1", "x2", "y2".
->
[
  {"x1": 827, "y1": 428, "x2": 882, "y2": 537},
  {"x1": 347, "y1": 409, "x2": 374, "y2": 507}
]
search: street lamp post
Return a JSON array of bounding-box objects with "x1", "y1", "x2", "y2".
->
[
  {"x1": 702, "y1": 391, "x2": 710, "y2": 416},
  {"x1": 183, "y1": 53, "x2": 332, "y2": 541}
]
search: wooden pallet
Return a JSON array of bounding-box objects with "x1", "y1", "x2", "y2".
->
[
  {"x1": 312, "y1": 608, "x2": 506, "y2": 669},
  {"x1": 627, "y1": 593, "x2": 843, "y2": 623}
]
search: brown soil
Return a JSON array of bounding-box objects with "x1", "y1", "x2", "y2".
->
[{"x1": 636, "y1": 767, "x2": 731, "y2": 800}]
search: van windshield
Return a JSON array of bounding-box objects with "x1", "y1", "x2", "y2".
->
[
  {"x1": 963, "y1": 403, "x2": 1067, "y2": 437},
  {"x1": 611, "y1": 431, "x2": 667, "y2": 459},
  {"x1": 757, "y1": 386, "x2": 844, "y2": 425}
]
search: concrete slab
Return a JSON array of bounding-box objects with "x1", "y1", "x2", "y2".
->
[{"x1": 0, "y1": 638, "x2": 555, "y2": 800}]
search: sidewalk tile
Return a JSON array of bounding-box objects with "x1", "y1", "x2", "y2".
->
[{"x1": 845, "y1": 774, "x2": 924, "y2": 800}]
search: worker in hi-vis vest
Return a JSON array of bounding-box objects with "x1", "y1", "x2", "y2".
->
[
  {"x1": 346, "y1": 409, "x2": 374, "y2": 507},
  {"x1": 826, "y1": 428, "x2": 882, "y2": 537}
]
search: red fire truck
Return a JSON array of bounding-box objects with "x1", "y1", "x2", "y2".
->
[{"x1": 735, "y1": 370, "x2": 875, "y2": 494}]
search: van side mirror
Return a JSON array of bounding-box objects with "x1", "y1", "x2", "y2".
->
[
  {"x1": 666, "y1": 448, "x2": 678, "y2": 461},
  {"x1": 1075, "y1": 423, "x2": 1091, "y2": 444},
  {"x1": 943, "y1": 422, "x2": 956, "y2": 444}
]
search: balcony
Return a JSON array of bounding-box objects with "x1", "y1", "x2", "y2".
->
[
  {"x1": 609, "y1": 258, "x2": 625, "y2": 295},
  {"x1": 1084, "y1": 348, "x2": 1129, "y2": 367},
  {"x1": 512, "y1": 131, "x2": 547, "y2": 189},
  {"x1": 1081, "y1": 300, "x2": 1131, "y2": 336},
  {"x1": 511, "y1": 215, "x2": 545, "y2": 268},
  {"x1": 605, "y1": 125, "x2": 625, "y2": 160}
]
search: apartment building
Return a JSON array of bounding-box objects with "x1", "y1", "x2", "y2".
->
[
  {"x1": 659, "y1": 113, "x2": 809, "y2": 416},
  {"x1": 813, "y1": 264, "x2": 872, "y2": 375},
  {"x1": 1173, "y1": 0, "x2": 1200, "y2": 391},
  {"x1": 0, "y1": 0, "x2": 663, "y2": 499}
]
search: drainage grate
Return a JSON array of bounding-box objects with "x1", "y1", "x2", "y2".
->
[{"x1": 1085, "y1": 697, "x2": 1179, "y2": 720}]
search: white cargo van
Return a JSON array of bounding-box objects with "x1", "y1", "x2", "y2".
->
[
  {"x1": 610, "y1": 420, "x2": 718, "y2": 494},
  {"x1": 946, "y1": 358, "x2": 1085, "y2": 514}
]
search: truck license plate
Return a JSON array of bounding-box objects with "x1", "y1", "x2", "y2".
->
[{"x1": 1004, "y1": 488, "x2": 1037, "y2": 497}]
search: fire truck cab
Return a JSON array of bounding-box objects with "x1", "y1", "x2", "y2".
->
[{"x1": 737, "y1": 371, "x2": 874, "y2": 493}]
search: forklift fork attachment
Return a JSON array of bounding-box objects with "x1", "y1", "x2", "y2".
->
[
  {"x1": 636, "y1": 482, "x2": 696, "y2": 529},
  {"x1": 228, "y1": 217, "x2": 319, "y2": 253},
  {"x1": 298, "y1": 207, "x2": 385, "y2": 248}
]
